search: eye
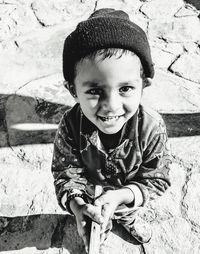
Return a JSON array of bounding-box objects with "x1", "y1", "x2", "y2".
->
[
  {"x1": 119, "y1": 86, "x2": 134, "y2": 94},
  {"x1": 86, "y1": 88, "x2": 103, "y2": 95}
]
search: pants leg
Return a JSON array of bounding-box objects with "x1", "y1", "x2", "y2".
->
[{"x1": 113, "y1": 206, "x2": 155, "y2": 243}]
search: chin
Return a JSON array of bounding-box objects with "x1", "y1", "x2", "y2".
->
[{"x1": 98, "y1": 126, "x2": 122, "y2": 135}]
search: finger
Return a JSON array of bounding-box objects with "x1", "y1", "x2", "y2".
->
[
  {"x1": 78, "y1": 220, "x2": 90, "y2": 253},
  {"x1": 101, "y1": 204, "x2": 112, "y2": 233},
  {"x1": 94, "y1": 195, "x2": 107, "y2": 207},
  {"x1": 102, "y1": 219, "x2": 113, "y2": 233},
  {"x1": 82, "y1": 231, "x2": 89, "y2": 253},
  {"x1": 100, "y1": 232, "x2": 106, "y2": 244},
  {"x1": 83, "y1": 204, "x2": 103, "y2": 224},
  {"x1": 94, "y1": 190, "x2": 114, "y2": 207},
  {"x1": 100, "y1": 221, "x2": 112, "y2": 244}
]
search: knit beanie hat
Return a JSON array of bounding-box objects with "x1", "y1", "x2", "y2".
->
[{"x1": 63, "y1": 8, "x2": 154, "y2": 83}]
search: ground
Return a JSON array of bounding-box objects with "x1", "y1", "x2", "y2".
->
[{"x1": 0, "y1": 0, "x2": 200, "y2": 253}]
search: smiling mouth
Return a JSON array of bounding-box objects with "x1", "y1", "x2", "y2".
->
[{"x1": 98, "y1": 115, "x2": 122, "y2": 122}]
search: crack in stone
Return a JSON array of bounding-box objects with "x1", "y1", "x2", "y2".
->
[
  {"x1": 167, "y1": 53, "x2": 182, "y2": 71},
  {"x1": 168, "y1": 50, "x2": 200, "y2": 84},
  {"x1": 93, "y1": 0, "x2": 98, "y2": 11},
  {"x1": 190, "y1": 220, "x2": 200, "y2": 236},
  {"x1": 14, "y1": 40, "x2": 19, "y2": 47},
  {"x1": 30, "y1": 3, "x2": 47, "y2": 27},
  {"x1": 139, "y1": 4, "x2": 150, "y2": 20},
  {"x1": 9, "y1": 146, "x2": 31, "y2": 163},
  {"x1": 169, "y1": 70, "x2": 200, "y2": 85},
  {"x1": 157, "y1": 36, "x2": 169, "y2": 43},
  {"x1": 175, "y1": 156, "x2": 200, "y2": 239},
  {"x1": 140, "y1": 244, "x2": 147, "y2": 254},
  {"x1": 15, "y1": 73, "x2": 56, "y2": 93},
  {"x1": 181, "y1": 90, "x2": 200, "y2": 108},
  {"x1": 171, "y1": 155, "x2": 197, "y2": 224},
  {"x1": 180, "y1": 166, "x2": 192, "y2": 219}
]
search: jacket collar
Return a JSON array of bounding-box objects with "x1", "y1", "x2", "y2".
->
[{"x1": 80, "y1": 107, "x2": 139, "y2": 148}]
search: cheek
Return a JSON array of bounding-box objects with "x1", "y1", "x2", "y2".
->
[
  {"x1": 87, "y1": 98, "x2": 99, "y2": 109},
  {"x1": 125, "y1": 93, "x2": 142, "y2": 111},
  {"x1": 77, "y1": 95, "x2": 99, "y2": 111}
]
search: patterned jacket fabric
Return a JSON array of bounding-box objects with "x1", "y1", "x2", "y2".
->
[{"x1": 51, "y1": 103, "x2": 171, "y2": 212}]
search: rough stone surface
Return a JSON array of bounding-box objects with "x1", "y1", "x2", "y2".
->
[
  {"x1": 142, "y1": 70, "x2": 200, "y2": 113},
  {"x1": 148, "y1": 16, "x2": 200, "y2": 43},
  {"x1": 0, "y1": 3, "x2": 39, "y2": 41},
  {"x1": 31, "y1": 0, "x2": 96, "y2": 27},
  {"x1": 1, "y1": 0, "x2": 200, "y2": 253},
  {"x1": 174, "y1": 4, "x2": 199, "y2": 17},
  {"x1": 151, "y1": 47, "x2": 176, "y2": 69},
  {"x1": 140, "y1": 0, "x2": 183, "y2": 20},
  {"x1": 169, "y1": 53, "x2": 200, "y2": 83}
]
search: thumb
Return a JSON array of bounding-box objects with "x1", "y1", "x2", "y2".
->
[
  {"x1": 94, "y1": 194, "x2": 107, "y2": 207},
  {"x1": 83, "y1": 204, "x2": 103, "y2": 224}
]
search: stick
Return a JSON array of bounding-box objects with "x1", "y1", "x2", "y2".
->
[{"x1": 88, "y1": 185, "x2": 103, "y2": 254}]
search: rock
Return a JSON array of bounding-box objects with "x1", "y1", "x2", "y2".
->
[
  {"x1": 96, "y1": 0, "x2": 142, "y2": 14},
  {"x1": 148, "y1": 163, "x2": 185, "y2": 220},
  {"x1": 148, "y1": 16, "x2": 200, "y2": 42},
  {"x1": 0, "y1": 3, "x2": 40, "y2": 41},
  {"x1": 169, "y1": 53, "x2": 200, "y2": 83},
  {"x1": 0, "y1": 25, "x2": 72, "y2": 92},
  {"x1": 142, "y1": 70, "x2": 200, "y2": 113},
  {"x1": 183, "y1": 42, "x2": 200, "y2": 54},
  {"x1": 0, "y1": 145, "x2": 62, "y2": 216},
  {"x1": 140, "y1": 0, "x2": 183, "y2": 20},
  {"x1": 146, "y1": 218, "x2": 199, "y2": 254},
  {"x1": 154, "y1": 42, "x2": 184, "y2": 56},
  {"x1": 16, "y1": 73, "x2": 75, "y2": 107},
  {"x1": 151, "y1": 47, "x2": 175, "y2": 69},
  {"x1": 184, "y1": 172, "x2": 200, "y2": 226},
  {"x1": 1, "y1": 0, "x2": 200, "y2": 253},
  {"x1": 88, "y1": 0, "x2": 148, "y2": 31},
  {"x1": 174, "y1": 4, "x2": 199, "y2": 17},
  {"x1": 31, "y1": 0, "x2": 96, "y2": 26},
  {"x1": 170, "y1": 136, "x2": 200, "y2": 164}
]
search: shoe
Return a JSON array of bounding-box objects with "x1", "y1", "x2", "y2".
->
[
  {"x1": 121, "y1": 208, "x2": 155, "y2": 244},
  {"x1": 128, "y1": 217, "x2": 152, "y2": 243}
]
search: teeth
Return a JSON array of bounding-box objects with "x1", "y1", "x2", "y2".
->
[{"x1": 99, "y1": 116, "x2": 119, "y2": 122}]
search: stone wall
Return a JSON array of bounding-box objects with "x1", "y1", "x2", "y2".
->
[{"x1": 0, "y1": 0, "x2": 200, "y2": 253}]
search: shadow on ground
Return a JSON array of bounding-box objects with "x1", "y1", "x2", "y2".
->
[
  {"x1": 0, "y1": 214, "x2": 85, "y2": 253},
  {"x1": 1, "y1": 93, "x2": 200, "y2": 147},
  {"x1": 0, "y1": 93, "x2": 200, "y2": 252},
  {"x1": 0, "y1": 94, "x2": 70, "y2": 146},
  {"x1": 0, "y1": 214, "x2": 139, "y2": 253}
]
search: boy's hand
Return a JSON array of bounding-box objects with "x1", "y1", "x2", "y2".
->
[
  {"x1": 94, "y1": 188, "x2": 135, "y2": 240},
  {"x1": 70, "y1": 188, "x2": 134, "y2": 251},
  {"x1": 70, "y1": 197, "x2": 103, "y2": 252}
]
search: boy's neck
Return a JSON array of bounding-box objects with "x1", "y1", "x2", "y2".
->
[{"x1": 99, "y1": 129, "x2": 122, "y2": 151}]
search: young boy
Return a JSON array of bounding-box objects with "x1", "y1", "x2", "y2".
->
[{"x1": 51, "y1": 8, "x2": 171, "y2": 252}]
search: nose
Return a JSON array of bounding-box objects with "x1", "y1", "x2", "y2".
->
[{"x1": 101, "y1": 91, "x2": 121, "y2": 112}]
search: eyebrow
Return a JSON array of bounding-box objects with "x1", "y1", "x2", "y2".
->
[
  {"x1": 82, "y1": 81, "x2": 100, "y2": 87},
  {"x1": 82, "y1": 79, "x2": 141, "y2": 87}
]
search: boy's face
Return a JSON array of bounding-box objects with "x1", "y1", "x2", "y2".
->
[{"x1": 74, "y1": 53, "x2": 143, "y2": 134}]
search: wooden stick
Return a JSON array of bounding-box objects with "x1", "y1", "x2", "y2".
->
[{"x1": 88, "y1": 185, "x2": 103, "y2": 254}]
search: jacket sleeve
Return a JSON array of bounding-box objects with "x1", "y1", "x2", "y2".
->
[
  {"x1": 51, "y1": 113, "x2": 87, "y2": 211},
  {"x1": 130, "y1": 119, "x2": 172, "y2": 205}
]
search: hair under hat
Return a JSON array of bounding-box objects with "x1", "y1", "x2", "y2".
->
[{"x1": 63, "y1": 8, "x2": 154, "y2": 83}]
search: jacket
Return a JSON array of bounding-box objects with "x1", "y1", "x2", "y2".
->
[{"x1": 51, "y1": 103, "x2": 171, "y2": 212}]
